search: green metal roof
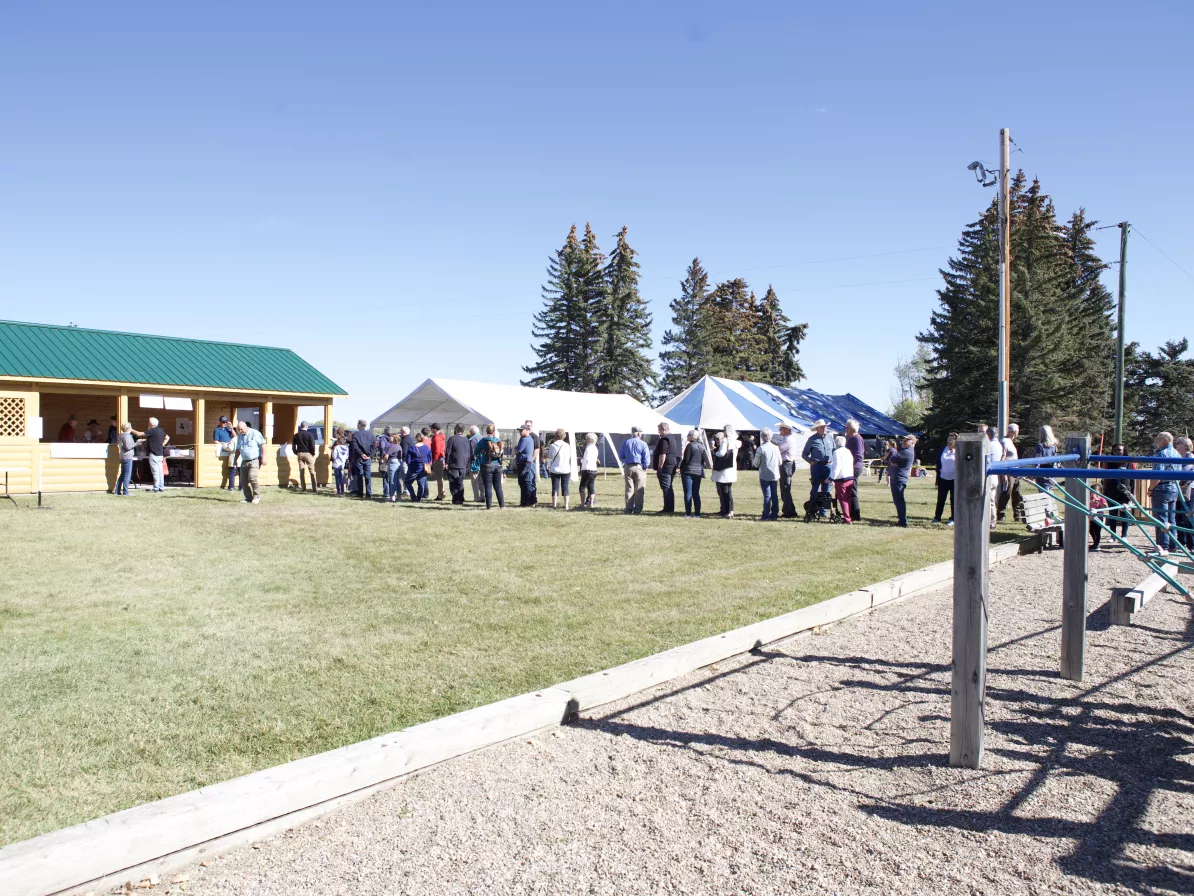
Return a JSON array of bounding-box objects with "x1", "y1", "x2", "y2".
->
[{"x1": 0, "y1": 320, "x2": 345, "y2": 396}]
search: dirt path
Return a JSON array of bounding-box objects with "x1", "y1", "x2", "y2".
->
[{"x1": 178, "y1": 546, "x2": 1193, "y2": 896}]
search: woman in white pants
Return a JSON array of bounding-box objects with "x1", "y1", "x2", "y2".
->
[{"x1": 712, "y1": 425, "x2": 740, "y2": 518}]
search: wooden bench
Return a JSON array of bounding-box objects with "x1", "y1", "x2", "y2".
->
[
  {"x1": 1021, "y1": 492, "x2": 1063, "y2": 547},
  {"x1": 1110, "y1": 572, "x2": 1169, "y2": 625}
]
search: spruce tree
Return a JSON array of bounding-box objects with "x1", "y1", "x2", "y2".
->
[
  {"x1": 658, "y1": 258, "x2": 711, "y2": 401},
  {"x1": 756, "y1": 285, "x2": 807, "y2": 385},
  {"x1": 1125, "y1": 339, "x2": 1194, "y2": 451},
  {"x1": 700, "y1": 278, "x2": 752, "y2": 378},
  {"x1": 920, "y1": 173, "x2": 1116, "y2": 451},
  {"x1": 523, "y1": 225, "x2": 588, "y2": 391},
  {"x1": 595, "y1": 226, "x2": 657, "y2": 402},
  {"x1": 1061, "y1": 209, "x2": 1117, "y2": 433}
]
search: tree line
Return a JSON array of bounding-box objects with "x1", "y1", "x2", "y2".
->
[
  {"x1": 522, "y1": 225, "x2": 808, "y2": 404},
  {"x1": 919, "y1": 171, "x2": 1190, "y2": 454}
]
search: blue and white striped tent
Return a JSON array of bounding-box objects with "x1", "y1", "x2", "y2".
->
[{"x1": 658, "y1": 376, "x2": 908, "y2": 438}]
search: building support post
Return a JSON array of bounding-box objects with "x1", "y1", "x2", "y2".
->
[
  {"x1": 951, "y1": 432, "x2": 989, "y2": 769},
  {"x1": 1060, "y1": 433, "x2": 1092, "y2": 680},
  {"x1": 193, "y1": 397, "x2": 206, "y2": 488}
]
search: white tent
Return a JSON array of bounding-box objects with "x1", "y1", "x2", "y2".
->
[
  {"x1": 370, "y1": 378, "x2": 682, "y2": 471},
  {"x1": 656, "y1": 375, "x2": 811, "y2": 466}
]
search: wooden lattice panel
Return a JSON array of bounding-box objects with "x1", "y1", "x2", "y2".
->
[{"x1": 0, "y1": 396, "x2": 26, "y2": 437}]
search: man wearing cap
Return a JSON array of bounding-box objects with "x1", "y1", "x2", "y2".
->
[
  {"x1": 291, "y1": 420, "x2": 319, "y2": 493},
  {"x1": 774, "y1": 421, "x2": 799, "y2": 518},
  {"x1": 801, "y1": 419, "x2": 835, "y2": 517},
  {"x1": 213, "y1": 415, "x2": 237, "y2": 491},
  {"x1": 349, "y1": 419, "x2": 377, "y2": 499},
  {"x1": 619, "y1": 426, "x2": 651, "y2": 514}
]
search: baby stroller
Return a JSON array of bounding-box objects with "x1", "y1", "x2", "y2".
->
[{"x1": 803, "y1": 492, "x2": 844, "y2": 523}]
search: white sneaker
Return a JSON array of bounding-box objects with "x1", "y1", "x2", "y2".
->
[
  {"x1": 241, "y1": 499, "x2": 250, "y2": 504},
  {"x1": 252, "y1": 497, "x2": 261, "y2": 504}
]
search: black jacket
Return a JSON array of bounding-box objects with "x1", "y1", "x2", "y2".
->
[
  {"x1": 349, "y1": 429, "x2": 376, "y2": 462},
  {"x1": 653, "y1": 433, "x2": 682, "y2": 470},
  {"x1": 444, "y1": 434, "x2": 472, "y2": 472},
  {"x1": 292, "y1": 430, "x2": 316, "y2": 454}
]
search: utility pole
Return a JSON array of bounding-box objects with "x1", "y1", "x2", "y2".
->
[
  {"x1": 1113, "y1": 222, "x2": 1129, "y2": 445},
  {"x1": 996, "y1": 128, "x2": 1011, "y2": 440}
]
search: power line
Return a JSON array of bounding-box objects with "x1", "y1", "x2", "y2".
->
[{"x1": 1132, "y1": 227, "x2": 1194, "y2": 282}]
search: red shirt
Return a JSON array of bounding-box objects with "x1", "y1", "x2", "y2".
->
[
  {"x1": 57, "y1": 422, "x2": 76, "y2": 442},
  {"x1": 431, "y1": 431, "x2": 446, "y2": 462}
]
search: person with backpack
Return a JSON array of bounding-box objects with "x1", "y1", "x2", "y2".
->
[{"x1": 476, "y1": 424, "x2": 506, "y2": 509}]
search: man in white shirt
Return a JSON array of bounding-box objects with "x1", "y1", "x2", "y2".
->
[
  {"x1": 774, "y1": 422, "x2": 799, "y2": 518},
  {"x1": 980, "y1": 424, "x2": 1001, "y2": 530},
  {"x1": 997, "y1": 423, "x2": 1021, "y2": 522}
]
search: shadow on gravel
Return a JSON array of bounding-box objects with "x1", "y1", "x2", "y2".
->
[{"x1": 582, "y1": 618, "x2": 1194, "y2": 894}]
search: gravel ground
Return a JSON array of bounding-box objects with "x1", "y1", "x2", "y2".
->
[{"x1": 172, "y1": 545, "x2": 1193, "y2": 896}]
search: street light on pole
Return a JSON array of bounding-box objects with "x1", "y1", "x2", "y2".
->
[{"x1": 966, "y1": 128, "x2": 1011, "y2": 439}]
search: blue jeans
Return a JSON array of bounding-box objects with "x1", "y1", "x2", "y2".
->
[
  {"x1": 116, "y1": 459, "x2": 133, "y2": 495},
  {"x1": 891, "y1": 480, "x2": 908, "y2": 525},
  {"x1": 483, "y1": 463, "x2": 505, "y2": 508},
  {"x1": 334, "y1": 467, "x2": 346, "y2": 494},
  {"x1": 681, "y1": 473, "x2": 702, "y2": 516},
  {"x1": 760, "y1": 478, "x2": 778, "y2": 520},
  {"x1": 518, "y1": 462, "x2": 537, "y2": 506},
  {"x1": 1152, "y1": 489, "x2": 1177, "y2": 550},
  {"x1": 355, "y1": 459, "x2": 372, "y2": 497},
  {"x1": 659, "y1": 467, "x2": 677, "y2": 513},
  {"x1": 809, "y1": 464, "x2": 831, "y2": 514},
  {"x1": 406, "y1": 471, "x2": 428, "y2": 501},
  {"x1": 384, "y1": 459, "x2": 402, "y2": 498}
]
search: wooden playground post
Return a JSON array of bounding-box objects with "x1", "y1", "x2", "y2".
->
[
  {"x1": 1060, "y1": 432, "x2": 1092, "y2": 681},
  {"x1": 950, "y1": 432, "x2": 989, "y2": 769}
]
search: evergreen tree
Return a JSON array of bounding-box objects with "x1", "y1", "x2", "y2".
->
[
  {"x1": 595, "y1": 226, "x2": 657, "y2": 401},
  {"x1": 1061, "y1": 209, "x2": 1117, "y2": 432},
  {"x1": 1124, "y1": 339, "x2": 1194, "y2": 452},
  {"x1": 657, "y1": 258, "x2": 711, "y2": 401},
  {"x1": 919, "y1": 173, "x2": 1116, "y2": 451},
  {"x1": 523, "y1": 225, "x2": 590, "y2": 391},
  {"x1": 756, "y1": 285, "x2": 807, "y2": 385},
  {"x1": 700, "y1": 278, "x2": 753, "y2": 378}
]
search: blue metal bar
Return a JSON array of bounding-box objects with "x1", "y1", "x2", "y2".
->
[
  {"x1": 988, "y1": 466, "x2": 1194, "y2": 480},
  {"x1": 1089, "y1": 454, "x2": 1194, "y2": 464},
  {"x1": 987, "y1": 454, "x2": 1080, "y2": 473}
]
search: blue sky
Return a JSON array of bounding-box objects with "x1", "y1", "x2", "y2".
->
[{"x1": 2, "y1": 2, "x2": 1191, "y2": 425}]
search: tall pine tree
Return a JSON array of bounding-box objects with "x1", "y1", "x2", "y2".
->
[
  {"x1": 523, "y1": 225, "x2": 585, "y2": 391},
  {"x1": 920, "y1": 173, "x2": 1116, "y2": 450},
  {"x1": 595, "y1": 226, "x2": 657, "y2": 401},
  {"x1": 657, "y1": 258, "x2": 711, "y2": 401},
  {"x1": 700, "y1": 278, "x2": 754, "y2": 378},
  {"x1": 1125, "y1": 339, "x2": 1194, "y2": 452},
  {"x1": 756, "y1": 284, "x2": 807, "y2": 385}
]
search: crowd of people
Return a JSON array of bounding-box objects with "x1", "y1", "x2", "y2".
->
[
  {"x1": 91, "y1": 408, "x2": 1191, "y2": 548},
  {"x1": 310, "y1": 416, "x2": 930, "y2": 526},
  {"x1": 929, "y1": 423, "x2": 1194, "y2": 556}
]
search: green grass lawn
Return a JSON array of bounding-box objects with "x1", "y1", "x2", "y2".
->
[{"x1": 0, "y1": 471, "x2": 1022, "y2": 845}]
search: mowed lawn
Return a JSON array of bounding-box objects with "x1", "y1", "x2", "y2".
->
[{"x1": 0, "y1": 472, "x2": 1019, "y2": 844}]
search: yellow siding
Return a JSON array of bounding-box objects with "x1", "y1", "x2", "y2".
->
[
  {"x1": 37, "y1": 446, "x2": 117, "y2": 493},
  {"x1": 0, "y1": 441, "x2": 37, "y2": 494}
]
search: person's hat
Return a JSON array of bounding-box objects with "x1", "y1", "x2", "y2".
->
[
  {"x1": 219, "y1": 415, "x2": 229, "y2": 422},
  {"x1": 87, "y1": 419, "x2": 99, "y2": 425},
  {"x1": 812, "y1": 419, "x2": 828, "y2": 428},
  {"x1": 777, "y1": 421, "x2": 792, "y2": 431},
  {"x1": 383, "y1": 425, "x2": 392, "y2": 434},
  {"x1": 631, "y1": 426, "x2": 643, "y2": 434}
]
